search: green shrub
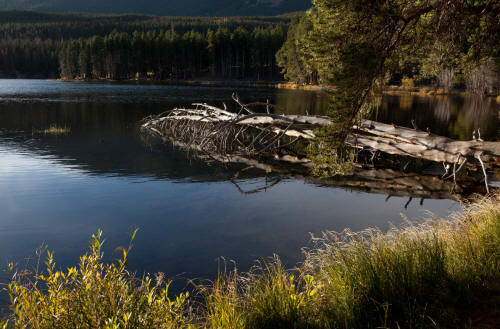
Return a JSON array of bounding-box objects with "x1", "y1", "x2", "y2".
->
[{"x1": 1, "y1": 230, "x2": 193, "y2": 329}]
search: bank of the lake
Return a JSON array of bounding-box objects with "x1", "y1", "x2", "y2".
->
[
  {"x1": 55, "y1": 78, "x2": 283, "y2": 89},
  {"x1": 52, "y1": 79, "x2": 500, "y2": 102},
  {"x1": 2, "y1": 193, "x2": 498, "y2": 329},
  {"x1": 277, "y1": 82, "x2": 500, "y2": 99}
]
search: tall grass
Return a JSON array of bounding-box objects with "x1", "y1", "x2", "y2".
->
[
  {"x1": 1, "y1": 194, "x2": 499, "y2": 328},
  {"x1": 201, "y1": 194, "x2": 500, "y2": 328},
  {"x1": 203, "y1": 258, "x2": 321, "y2": 329}
]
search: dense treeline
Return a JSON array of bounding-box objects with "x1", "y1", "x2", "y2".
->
[
  {"x1": 59, "y1": 26, "x2": 285, "y2": 80},
  {"x1": 0, "y1": 11, "x2": 288, "y2": 79},
  {"x1": 0, "y1": 12, "x2": 289, "y2": 40},
  {"x1": 0, "y1": 38, "x2": 59, "y2": 78},
  {"x1": 277, "y1": 6, "x2": 500, "y2": 95},
  {"x1": 0, "y1": 0, "x2": 311, "y2": 17}
]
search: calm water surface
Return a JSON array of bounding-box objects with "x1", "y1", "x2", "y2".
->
[{"x1": 1, "y1": 80, "x2": 498, "y2": 299}]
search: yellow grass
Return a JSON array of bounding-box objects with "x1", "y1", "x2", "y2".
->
[{"x1": 41, "y1": 125, "x2": 71, "y2": 135}]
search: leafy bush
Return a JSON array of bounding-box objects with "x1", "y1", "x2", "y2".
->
[{"x1": 1, "y1": 230, "x2": 193, "y2": 329}]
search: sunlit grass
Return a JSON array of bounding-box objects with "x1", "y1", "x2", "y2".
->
[
  {"x1": 40, "y1": 125, "x2": 71, "y2": 135},
  {"x1": 1, "y1": 194, "x2": 499, "y2": 328},
  {"x1": 202, "y1": 195, "x2": 499, "y2": 328},
  {"x1": 277, "y1": 82, "x2": 324, "y2": 91}
]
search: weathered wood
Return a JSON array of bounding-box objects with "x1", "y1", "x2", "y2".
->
[
  {"x1": 141, "y1": 100, "x2": 499, "y2": 194},
  {"x1": 353, "y1": 119, "x2": 500, "y2": 165}
]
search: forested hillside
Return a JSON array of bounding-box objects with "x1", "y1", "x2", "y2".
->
[
  {"x1": 59, "y1": 27, "x2": 285, "y2": 81},
  {"x1": 0, "y1": 11, "x2": 289, "y2": 79},
  {"x1": 0, "y1": 0, "x2": 311, "y2": 16}
]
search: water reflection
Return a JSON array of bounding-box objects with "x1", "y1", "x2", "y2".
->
[
  {"x1": 1, "y1": 81, "x2": 498, "y2": 202},
  {"x1": 371, "y1": 95, "x2": 499, "y2": 141},
  {"x1": 0, "y1": 114, "x2": 481, "y2": 201},
  {"x1": 0, "y1": 80, "x2": 497, "y2": 299}
]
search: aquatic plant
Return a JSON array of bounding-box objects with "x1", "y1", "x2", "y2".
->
[{"x1": 41, "y1": 125, "x2": 71, "y2": 135}]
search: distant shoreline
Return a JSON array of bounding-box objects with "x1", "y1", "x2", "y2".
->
[
  {"x1": 6, "y1": 78, "x2": 500, "y2": 99},
  {"x1": 278, "y1": 83, "x2": 500, "y2": 97},
  {"x1": 53, "y1": 78, "x2": 284, "y2": 89},
  {"x1": 53, "y1": 79, "x2": 329, "y2": 91}
]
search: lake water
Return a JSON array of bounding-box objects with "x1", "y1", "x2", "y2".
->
[{"x1": 0, "y1": 80, "x2": 498, "y2": 299}]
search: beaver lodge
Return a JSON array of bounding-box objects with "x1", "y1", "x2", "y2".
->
[{"x1": 141, "y1": 94, "x2": 500, "y2": 199}]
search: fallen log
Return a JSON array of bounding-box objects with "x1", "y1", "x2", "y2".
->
[
  {"x1": 140, "y1": 97, "x2": 499, "y2": 191},
  {"x1": 352, "y1": 120, "x2": 500, "y2": 166}
]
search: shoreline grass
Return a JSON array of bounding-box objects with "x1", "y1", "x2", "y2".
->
[{"x1": 1, "y1": 194, "x2": 499, "y2": 328}]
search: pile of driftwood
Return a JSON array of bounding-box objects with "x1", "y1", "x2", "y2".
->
[{"x1": 141, "y1": 94, "x2": 500, "y2": 193}]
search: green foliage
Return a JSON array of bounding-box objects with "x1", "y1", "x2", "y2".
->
[
  {"x1": 308, "y1": 226, "x2": 449, "y2": 328},
  {"x1": 277, "y1": 1, "x2": 417, "y2": 171},
  {"x1": 2, "y1": 229, "x2": 193, "y2": 329},
  {"x1": 202, "y1": 258, "x2": 321, "y2": 329},
  {"x1": 0, "y1": 12, "x2": 288, "y2": 79},
  {"x1": 275, "y1": 0, "x2": 500, "y2": 172},
  {"x1": 288, "y1": 0, "x2": 500, "y2": 95},
  {"x1": 306, "y1": 124, "x2": 355, "y2": 177},
  {"x1": 442, "y1": 198, "x2": 500, "y2": 297},
  {"x1": 202, "y1": 270, "x2": 247, "y2": 329},
  {"x1": 275, "y1": 15, "x2": 317, "y2": 85},
  {"x1": 418, "y1": 40, "x2": 459, "y2": 86},
  {"x1": 57, "y1": 26, "x2": 285, "y2": 81},
  {"x1": 243, "y1": 260, "x2": 319, "y2": 329}
]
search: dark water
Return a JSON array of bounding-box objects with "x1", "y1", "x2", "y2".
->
[{"x1": 0, "y1": 80, "x2": 498, "y2": 298}]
